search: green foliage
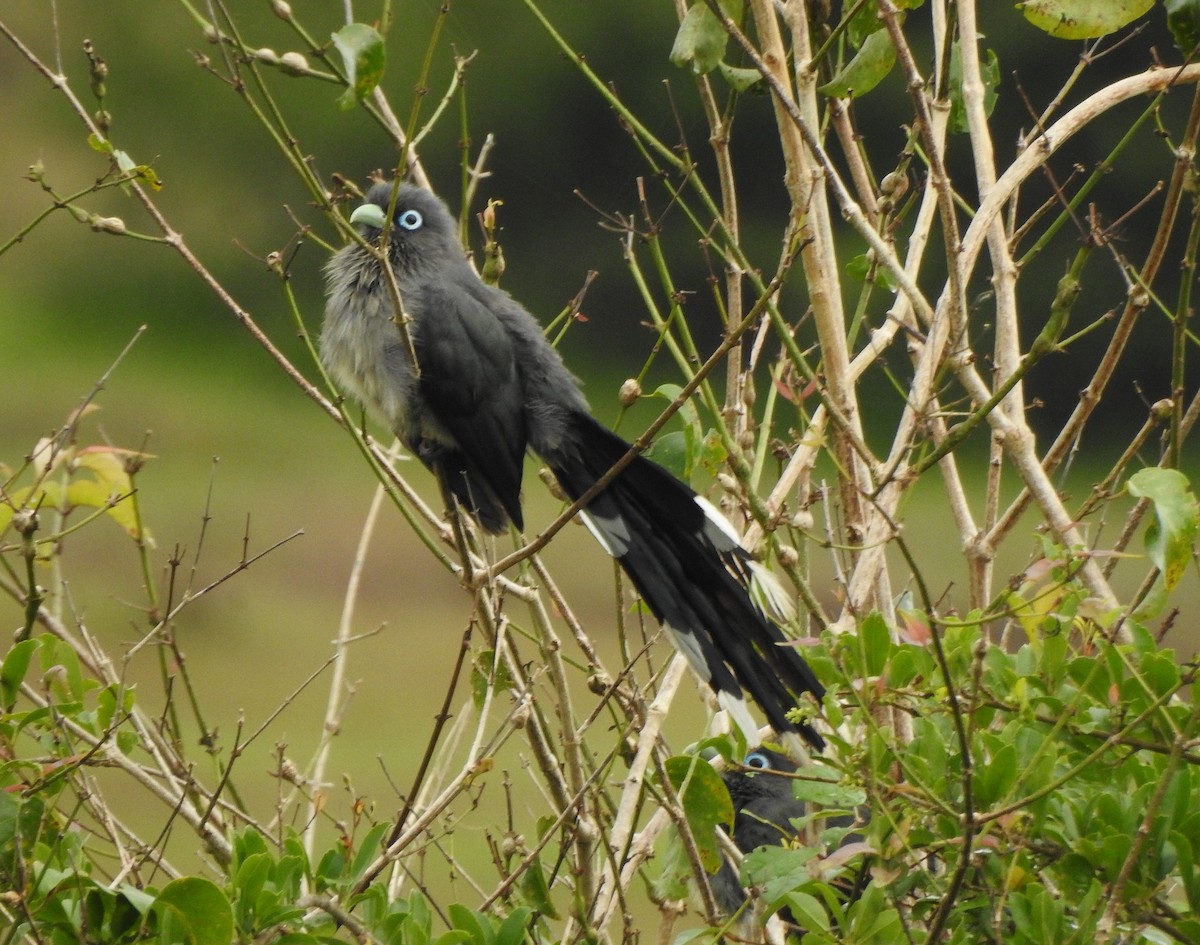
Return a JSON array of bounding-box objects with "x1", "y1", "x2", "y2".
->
[
  {"x1": 817, "y1": 0, "x2": 921, "y2": 99},
  {"x1": 650, "y1": 540, "x2": 1200, "y2": 942},
  {"x1": 0, "y1": 787, "x2": 235, "y2": 945},
  {"x1": 815, "y1": 596, "x2": 1200, "y2": 942},
  {"x1": 0, "y1": 761, "x2": 537, "y2": 944},
  {"x1": 227, "y1": 828, "x2": 309, "y2": 935}
]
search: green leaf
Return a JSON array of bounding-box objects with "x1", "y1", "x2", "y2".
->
[
  {"x1": 651, "y1": 818, "x2": 692, "y2": 901},
  {"x1": 406, "y1": 891, "x2": 433, "y2": 939},
  {"x1": 819, "y1": 28, "x2": 896, "y2": 98},
  {"x1": 907, "y1": 717, "x2": 948, "y2": 787},
  {"x1": 846, "y1": 0, "x2": 883, "y2": 46},
  {"x1": 316, "y1": 848, "x2": 345, "y2": 893},
  {"x1": 699, "y1": 429, "x2": 728, "y2": 471},
  {"x1": 948, "y1": 44, "x2": 999, "y2": 133},
  {"x1": 403, "y1": 908, "x2": 432, "y2": 945},
  {"x1": 350, "y1": 822, "x2": 389, "y2": 883},
  {"x1": 858, "y1": 906, "x2": 904, "y2": 941},
  {"x1": 645, "y1": 384, "x2": 708, "y2": 480},
  {"x1": 644, "y1": 430, "x2": 690, "y2": 480},
  {"x1": 974, "y1": 742, "x2": 1017, "y2": 808},
  {"x1": 494, "y1": 908, "x2": 532, "y2": 945},
  {"x1": 516, "y1": 852, "x2": 559, "y2": 918},
  {"x1": 0, "y1": 792, "x2": 22, "y2": 882},
  {"x1": 788, "y1": 769, "x2": 865, "y2": 808},
  {"x1": 661, "y1": 754, "x2": 734, "y2": 872},
  {"x1": 846, "y1": 252, "x2": 896, "y2": 291},
  {"x1": 116, "y1": 883, "x2": 157, "y2": 917},
  {"x1": 1167, "y1": 0, "x2": 1200, "y2": 52},
  {"x1": 153, "y1": 877, "x2": 234, "y2": 945},
  {"x1": 87, "y1": 132, "x2": 114, "y2": 154},
  {"x1": 650, "y1": 383, "x2": 701, "y2": 427},
  {"x1": 742, "y1": 845, "x2": 818, "y2": 908},
  {"x1": 448, "y1": 904, "x2": 493, "y2": 945},
  {"x1": 1040, "y1": 627, "x2": 1068, "y2": 683},
  {"x1": 74, "y1": 447, "x2": 151, "y2": 541},
  {"x1": 1128, "y1": 468, "x2": 1198, "y2": 592},
  {"x1": 778, "y1": 890, "x2": 829, "y2": 933},
  {"x1": 235, "y1": 825, "x2": 270, "y2": 861},
  {"x1": 331, "y1": 23, "x2": 386, "y2": 110},
  {"x1": 859, "y1": 611, "x2": 893, "y2": 677},
  {"x1": 432, "y1": 933, "x2": 475, "y2": 945},
  {"x1": 1016, "y1": 0, "x2": 1154, "y2": 38},
  {"x1": 1138, "y1": 649, "x2": 1182, "y2": 698},
  {"x1": 669, "y1": 0, "x2": 743, "y2": 75},
  {"x1": 39, "y1": 635, "x2": 86, "y2": 702},
  {"x1": 133, "y1": 164, "x2": 164, "y2": 191},
  {"x1": 1, "y1": 639, "x2": 38, "y2": 710},
  {"x1": 1173, "y1": 829, "x2": 1200, "y2": 912},
  {"x1": 716, "y1": 61, "x2": 762, "y2": 92},
  {"x1": 471, "y1": 650, "x2": 515, "y2": 712},
  {"x1": 233, "y1": 852, "x2": 271, "y2": 928},
  {"x1": 95, "y1": 683, "x2": 135, "y2": 733}
]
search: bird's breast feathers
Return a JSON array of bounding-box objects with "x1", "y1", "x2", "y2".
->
[{"x1": 321, "y1": 246, "x2": 421, "y2": 436}]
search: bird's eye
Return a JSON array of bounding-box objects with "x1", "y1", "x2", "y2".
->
[
  {"x1": 744, "y1": 751, "x2": 771, "y2": 770},
  {"x1": 396, "y1": 209, "x2": 424, "y2": 231}
]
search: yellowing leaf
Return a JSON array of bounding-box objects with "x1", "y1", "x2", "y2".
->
[
  {"x1": 1017, "y1": 0, "x2": 1154, "y2": 39},
  {"x1": 1128, "y1": 467, "x2": 1198, "y2": 592}
]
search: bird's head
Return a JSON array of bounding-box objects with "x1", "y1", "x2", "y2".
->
[
  {"x1": 348, "y1": 182, "x2": 462, "y2": 276},
  {"x1": 723, "y1": 747, "x2": 802, "y2": 816}
]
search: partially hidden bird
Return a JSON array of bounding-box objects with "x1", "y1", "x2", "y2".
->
[
  {"x1": 716, "y1": 747, "x2": 868, "y2": 930},
  {"x1": 320, "y1": 181, "x2": 825, "y2": 750},
  {"x1": 714, "y1": 747, "x2": 810, "y2": 925}
]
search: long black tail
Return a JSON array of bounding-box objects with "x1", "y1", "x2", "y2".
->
[{"x1": 546, "y1": 411, "x2": 825, "y2": 750}]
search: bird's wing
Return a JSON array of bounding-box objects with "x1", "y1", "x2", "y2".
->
[{"x1": 409, "y1": 276, "x2": 529, "y2": 531}]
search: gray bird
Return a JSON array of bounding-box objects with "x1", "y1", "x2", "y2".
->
[
  {"x1": 320, "y1": 182, "x2": 824, "y2": 749},
  {"x1": 713, "y1": 747, "x2": 808, "y2": 922},
  {"x1": 715, "y1": 748, "x2": 868, "y2": 930}
]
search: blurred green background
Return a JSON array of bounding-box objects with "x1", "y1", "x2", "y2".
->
[{"x1": 2, "y1": 0, "x2": 1197, "y2": 916}]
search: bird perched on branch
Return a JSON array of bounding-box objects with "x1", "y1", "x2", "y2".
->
[{"x1": 320, "y1": 181, "x2": 824, "y2": 750}]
